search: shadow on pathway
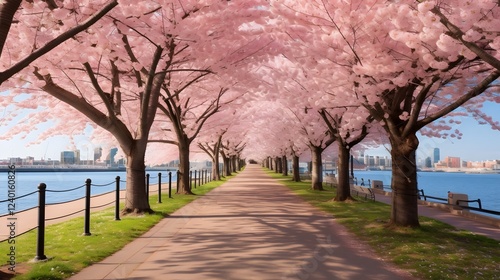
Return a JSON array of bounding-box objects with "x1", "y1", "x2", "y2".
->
[{"x1": 71, "y1": 165, "x2": 414, "y2": 280}]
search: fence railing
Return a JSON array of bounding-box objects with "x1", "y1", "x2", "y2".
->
[
  {"x1": 353, "y1": 177, "x2": 500, "y2": 217},
  {"x1": 0, "y1": 169, "x2": 212, "y2": 261}
]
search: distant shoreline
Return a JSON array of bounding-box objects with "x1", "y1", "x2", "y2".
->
[
  {"x1": 0, "y1": 166, "x2": 126, "y2": 172},
  {"x1": 0, "y1": 166, "x2": 177, "y2": 173},
  {"x1": 337, "y1": 168, "x2": 500, "y2": 174}
]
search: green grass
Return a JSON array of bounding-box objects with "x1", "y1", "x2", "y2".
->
[
  {"x1": 0, "y1": 175, "x2": 233, "y2": 280},
  {"x1": 266, "y1": 170, "x2": 500, "y2": 280}
]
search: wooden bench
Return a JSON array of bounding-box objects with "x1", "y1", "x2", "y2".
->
[{"x1": 350, "y1": 185, "x2": 375, "y2": 201}]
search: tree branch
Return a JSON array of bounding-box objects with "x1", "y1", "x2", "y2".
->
[
  {"x1": 0, "y1": 0, "x2": 118, "y2": 85},
  {"x1": 431, "y1": 6, "x2": 500, "y2": 71},
  {"x1": 417, "y1": 70, "x2": 500, "y2": 129}
]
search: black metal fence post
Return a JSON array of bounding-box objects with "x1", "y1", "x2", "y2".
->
[
  {"x1": 168, "y1": 172, "x2": 172, "y2": 198},
  {"x1": 194, "y1": 170, "x2": 197, "y2": 189},
  {"x1": 84, "y1": 178, "x2": 92, "y2": 236},
  {"x1": 146, "y1": 173, "x2": 150, "y2": 196},
  {"x1": 198, "y1": 170, "x2": 202, "y2": 186},
  {"x1": 189, "y1": 171, "x2": 193, "y2": 190},
  {"x1": 176, "y1": 170, "x2": 180, "y2": 193},
  {"x1": 115, "y1": 176, "x2": 121, "y2": 221},
  {"x1": 34, "y1": 183, "x2": 47, "y2": 261},
  {"x1": 158, "y1": 172, "x2": 162, "y2": 203}
]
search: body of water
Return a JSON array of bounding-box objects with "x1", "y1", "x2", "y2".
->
[
  {"x1": 2, "y1": 170, "x2": 499, "y2": 218},
  {"x1": 0, "y1": 170, "x2": 177, "y2": 215},
  {"x1": 352, "y1": 170, "x2": 500, "y2": 215}
]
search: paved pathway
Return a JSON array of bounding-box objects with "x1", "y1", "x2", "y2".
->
[{"x1": 70, "y1": 165, "x2": 414, "y2": 280}]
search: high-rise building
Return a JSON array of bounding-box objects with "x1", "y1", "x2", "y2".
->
[
  {"x1": 94, "y1": 147, "x2": 102, "y2": 161},
  {"x1": 60, "y1": 150, "x2": 81, "y2": 165},
  {"x1": 433, "y1": 148, "x2": 440, "y2": 163},
  {"x1": 109, "y1": 147, "x2": 118, "y2": 166},
  {"x1": 74, "y1": 149, "x2": 80, "y2": 164},
  {"x1": 61, "y1": 151, "x2": 76, "y2": 165}
]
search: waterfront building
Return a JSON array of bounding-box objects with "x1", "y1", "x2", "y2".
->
[
  {"x1": 9, "y1": 157, "x2": 23, "y2": 165},
  {"x1": 433, "y1": 148, "x2": 440, "y2": 163},
  {"x1": 466, "y1": 160, "x2": 500, "y2": 169},
  {"x1": 425, "y1": 157, "x2": 432, "y2": 168},
  {"x1": 435, "y1": 156, "x2": 461, "y2": 169},
  {"x1": 61, "y1": 151, "x2": 72, "y2": 164},
  {"x1": 105, "y1": 147, "x2": 119, "y2": 166},
  {"x1": 94, "y1": 147, "x2": 102, "y2": 161}
]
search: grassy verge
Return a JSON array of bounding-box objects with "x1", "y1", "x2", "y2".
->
[
  {"x1": 0, "y1": 175, "x2": 233, "y2": 280},
  {"x1": 267, "y1": 171, "x2": 500, "y2": 280}
]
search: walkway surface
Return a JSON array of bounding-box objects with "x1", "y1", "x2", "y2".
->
[{"x1": 70, "y1": 165, "x2": 415, "y2": 280}]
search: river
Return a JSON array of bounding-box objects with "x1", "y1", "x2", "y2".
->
[
  {"x1": 1, "y1": 170, "x2": 499, "y2": 217},
  {"x1": 352, "y1": 170, "x2": 500, "y2": 215}
]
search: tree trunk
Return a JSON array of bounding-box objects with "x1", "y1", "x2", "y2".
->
[
  {"x1": 224, "y1": 156, "x2": 231, "y2": 176},
  {"x1": 177, "y1": 138, "x2": 194, "y2": 194},
  {"x1": 211, "y1": 160, "x2": 220, "y2": 181},
  {"x1": 236, "y1": 156, "x2": 241, "y2": 171},
  {"x1": 231, "y1": 155, "x2": 237, "y2": 173},
  {"x1": 122, "y1": 141, "x2": 152, "y2": 214},
  {"x1": 269, "y1": 157, "x2": 273, "y2": 170},
  {"x1": 310, "y1": 145, "x2": 324, "y2": 190},
  {"x1": 281, "y1": 155, "x2": 288, "y2": 176},
  {"x1": 292, "y1": 155, "x2": 301, "y2": 182},
  {"x1": 0, "y1": 0, "x2": 22, "y2": 59},
  {"x1": 276, "y1": 156, "x2": 282, "y2": 173},
  {"x1": 335, "y1": 142, "x2": 354, "y2": 201},
  {"x1": 390, "y1": 134, "x2": 420, "y2": 227},
  {"x1": 211, "y1": 141, "x2": 221, "y2": 181}
]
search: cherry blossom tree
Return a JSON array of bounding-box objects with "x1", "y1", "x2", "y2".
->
[
  {"x1": 0, "y1": 0, "x2": 118, "y2": 85},
  {"x1": 319, "y1": 107, "x2": 372, "y2": 201},
  {"x1": 198, "y1": 131, "x2": 224, "y2": 181},
  {"x1": 270, "y1": 0, "x2": 499, "y2": 226},
  {"x1": 153, "y1": 83, "x2": 234, "y2": 194},
  {"x1": 2, "y1": 0, "x2": 273, "y2": 214}
]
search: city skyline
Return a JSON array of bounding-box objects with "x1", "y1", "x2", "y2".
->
[{"x1": 2, "y1": 102, "x2": 500, "y2": 162}]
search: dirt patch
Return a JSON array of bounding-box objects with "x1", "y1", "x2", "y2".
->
[{"x1": 0, "y1": 262, "x2": 30, "y2": 279}]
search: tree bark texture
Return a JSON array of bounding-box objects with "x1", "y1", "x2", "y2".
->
[
  {"x1": 224, "y1": 156, "x2": 231, "y2": 176},
  {"x1": 281, "y1": 155, "x2": 288, "y2": 176},
  {"x1": 390, "y1": 134, "x2": 420, "y2": 227},
  {"x1": 177, "y1": 139, "x2": 194, "y2": 194},
  {"x1": 276, "y1": 157, "x2": 282, "y2": 173},
  {"x1": 292, "y1": 155, "x2": 301, "y2": 182},
  {"x1": 231, "y1": 155, "x2": 238, "y2": 173},
  {"x1": 122, "y1": 141, "x2": 152, "y2": 214},
  {"x1": 310, "y1": 145, "x2": 324, "y2": 190},
  {"x1": 335, "y1": 143, "x2": 354, "y2": 201}
]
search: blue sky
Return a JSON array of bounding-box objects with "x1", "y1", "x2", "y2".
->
[{"x1": 1, "y1": 102, "x2": 500, "y2": 162}]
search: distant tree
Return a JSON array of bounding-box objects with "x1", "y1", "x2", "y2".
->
[
  {"x1": 155, "y1": 85, "x2": 233, "y2": 194},
  {"x1": 319, "y1": 107, "x2": 372, "y2": 201},
  {"x1": 198, "y1": 132, "x2": 224, "y2": 181}
]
